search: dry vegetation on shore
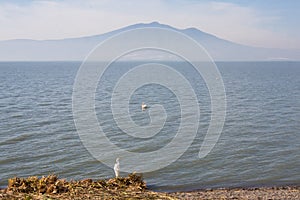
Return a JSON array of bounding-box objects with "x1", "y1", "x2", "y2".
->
[{"x1": 0, "y1": 174, "x2": 299, "y2": 199}]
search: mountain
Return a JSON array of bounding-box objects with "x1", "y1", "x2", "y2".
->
[{"x1": 0, "y1": 22, "x2": 299, "y2": 61}]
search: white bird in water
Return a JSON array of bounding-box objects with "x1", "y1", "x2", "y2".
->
[
  {"x1": 141, "y1": 102, "x2": 148, "y2": 110},
  {"x1": 114, "y1": 158, "x2": 120, "y2": 178}
]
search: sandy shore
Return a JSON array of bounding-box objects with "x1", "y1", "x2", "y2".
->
[
  {"x1": 0, "y1": 174, "x2": 299, "y2": 199},
  {"x1": 170, "y1": 186, "x2": 300, "y2": 200},
  {"x1": 1, "y1": 186, "x2": 299, "y2": 200}
]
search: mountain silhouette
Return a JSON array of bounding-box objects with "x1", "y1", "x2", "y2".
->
[{"x1": 0, "y1": 22, "x2": 299, "y2": 61}]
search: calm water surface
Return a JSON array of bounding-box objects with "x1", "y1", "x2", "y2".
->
[{"x1": 0, "y1": 61, "x2": 299, "y2": 191}]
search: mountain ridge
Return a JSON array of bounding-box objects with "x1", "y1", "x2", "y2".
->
[{"x1": 0, "y1": 22, "x2": 299, "y2": 61}]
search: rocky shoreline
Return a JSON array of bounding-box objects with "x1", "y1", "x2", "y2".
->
[{"x1": 0, "y1": 174, "x2": 299, "y2": 199}]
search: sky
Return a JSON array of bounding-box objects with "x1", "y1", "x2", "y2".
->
[{"x1": 0, "y1": 0, "x2": 299, "y2": 49}]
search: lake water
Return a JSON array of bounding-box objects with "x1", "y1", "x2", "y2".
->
[{"x1": 0, "y1": 61, "x2": 299, "y2": 191}]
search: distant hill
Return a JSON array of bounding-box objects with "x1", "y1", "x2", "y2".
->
[{"x1": 0, "y1": 22, "x2": 299, "y2": 61}]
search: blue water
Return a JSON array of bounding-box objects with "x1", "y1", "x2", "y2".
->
[{"x1": 0, "y1": 61, "x2": 299, "y2": 191}]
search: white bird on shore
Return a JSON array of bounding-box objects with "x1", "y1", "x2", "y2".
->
[
  {"x1": 114, "y1": 158, "x2": 120, "y2": 178},
  {"x1": 141, "y1": 102, "x2": 148, "y2": 110}
]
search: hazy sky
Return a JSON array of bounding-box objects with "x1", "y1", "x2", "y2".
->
[{"x1": 1, "y1": 0, "x2": 299, "y2": 49}]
